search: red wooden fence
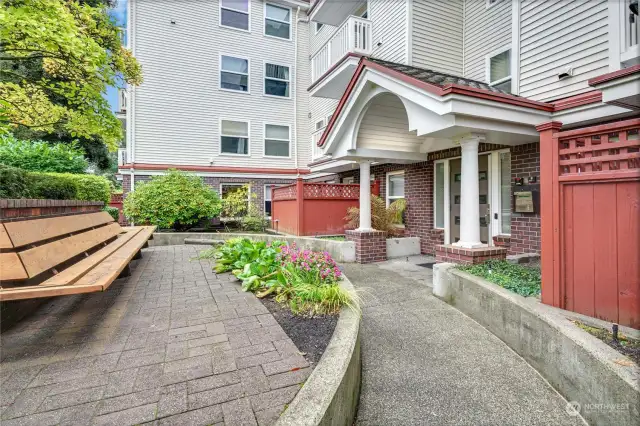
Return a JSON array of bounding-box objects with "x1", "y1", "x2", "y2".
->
[
  {"x1": 271, "y1": 179, "x2": 380, "y2": 236},
  {"x1": 108, "y1": 193, "x2": 126, "y2": 225},
  {"x1": 540, "y1": 118, "x2": 640, "y2": 328}
]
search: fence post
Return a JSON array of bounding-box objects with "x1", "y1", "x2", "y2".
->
[
  {"x1": 536, "y1": 121, "x2": 562, "y2": 308},
  {"x1": 296, "y1": 178, "x2": 304, "y2": 236},
  {"x1": 371, "y1": 180, "x2": 381, "y2": 196}
]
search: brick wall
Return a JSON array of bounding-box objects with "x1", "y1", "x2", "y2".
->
[
  {"x1": 346, "y1": 230, "x2": 387, "y2": 263},
  {"x1": 509, "y1": 143, "x2": 541, "y2": 255},
  {"x1": 0, "y1": 200, "x2": 104, "y2": 221}
]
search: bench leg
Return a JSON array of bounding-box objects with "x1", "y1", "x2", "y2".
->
[
  {"x1": 118, "y1": 263, "x2": 132, "y2": 279},
  {"x1": 143, "y1": 241, "x2": 149, "y2": 249},
  {"x1": 133, "y1": 250, "x2": 142, "y2": 260}
]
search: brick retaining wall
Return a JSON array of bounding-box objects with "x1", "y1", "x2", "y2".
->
[{"x1": 0, "y1": 199, "x2": 104, "y2": 221}]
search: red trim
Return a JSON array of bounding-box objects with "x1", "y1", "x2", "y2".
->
[
  {"x1": 535, "y1": 121, "x2": 563, "y2": 132},
  {"x1": 441, "y1": 84, "x2": 554, "y2": 112},
  {"x1": 121, "y1": 163, "x2": 310, "y2": 175},
  {"x1": 588, "y1": 64, "x2": 640, "y2": 86},
  {"x1": 555, "y1": 117, "x2": 640, "y2": 139},
  {"x1": 308, "y1": 53, "x2": 363, "y2": 91},
  {"x1": 551, "y1": 91, "x2": 602, "y2": 111}
]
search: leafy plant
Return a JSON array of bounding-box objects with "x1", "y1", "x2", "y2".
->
[
  {"x1": 103, "y1": 206, "x2": 120, "y2": 221},
  {"x1": 458, "y1": 260, "x2": 541, "y2": 297},
  {"x1": 123, "y1": 169, "x2": 222, "y2": 230},
  {"x1": 28, "y1": 173, "x2": 77, "y2": 200},
  {"x1": 0, "y1": 165, "x2": 31, "y2": 198},
  {"x1": 345, "y1": 195, "x2": 405, "y2": 235},
  {"x1": 0, "y1": 135, "x2": 88, "y2": 173},
  {"x1": 43, "y1": 173, "x2": 111, "y2": 204},
  {"x1": 221, "y1": 184, "x2": 254, "y2": 218}
]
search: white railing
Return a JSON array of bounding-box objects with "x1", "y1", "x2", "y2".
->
[
  {"x1": 312, "y1": 130, "x2": 326, "y2": 159},
  {"x1": 118, "y1": 89, "x2": 128, "y2": 113},
  {"x1": 311, "y1": 16, "x2": 372, "y2": 82},
  {"x1": 117, "y1": 148, "x2": 127, "y2": 166},
  {"x1": 625, "y1": 0, "x2": 639, "y2": 50}
]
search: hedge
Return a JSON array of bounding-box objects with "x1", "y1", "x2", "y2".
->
[
  {"x1": 0, "y1": 165, "x2": 111, "y2": 204},
  {"x1": 0, "y1": 135, "x2": 88, "y2": 174}
]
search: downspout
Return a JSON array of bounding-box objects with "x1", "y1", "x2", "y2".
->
[{"x1": 293, "y1": 6, "x2": 301, "y2": 175}]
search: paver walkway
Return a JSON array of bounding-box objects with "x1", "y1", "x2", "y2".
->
[
  {"x1": 0, "y1": 245, "x2": 310, "y2": 426},
  {"x1": 344, "y1": 258, "x2": 587, "y2": 426}
]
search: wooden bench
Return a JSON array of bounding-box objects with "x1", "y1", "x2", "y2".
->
[{"x1": 0, "y1": 211, "x2": 155, "y2": 301}]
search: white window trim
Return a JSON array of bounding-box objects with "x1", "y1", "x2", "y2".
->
[
  {"x1": 314, "y1": 119, "x2": 325, "y2": 132},
  {"x1": 263, "y1": 122, "x2": 291, "y2": 158},
  {"x1": 264, "y1": 2, "x2": 292, "y2": 41},
  {"x1": 264, "y1": 184, "x2": 283, "y2": 217},
  {"x1": 263, "y1": 61, "x2": 291, "y2": 99},
  {"x1": 486, "y1": 0, "x2": 499, "y2": 9},
  {"x1": 433, "y1": 160, "x2": 449, "y2": 231},
  {"x1": 485, "y1": 45, "x2": 512, "y2": 89},
  {"x1": 385, "y1": 170, "x2": 405, "y2": 207},
  {"x1": 219, "y1": 118, "x2": 251, "y2": 156},
  {"x1": 219, "y1": 0, "x2": 251, "y2": 32},
  {"x1": 342, "y1": 176, "x2": 355, "y2": 184},
  {"x1": 490, "y1": 148, "x2": 512, "y2": 237},
  {"x1": 314, "y1": 22, "x2": 324, "y2": 34},
  {"x1": 219, "y1": 53, "x2": 251, "y2": 94},
  {"x1": 608, "y1": 0, "x2": 640, "y2": 69}
]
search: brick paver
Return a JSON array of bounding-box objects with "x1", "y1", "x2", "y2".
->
[{"x1": 0, "y1": 245, "x2": 311, "y2": 426}]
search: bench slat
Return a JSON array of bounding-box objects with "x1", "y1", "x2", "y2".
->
[
  {"x1": 0, "y1": 253, "x2": 28, "y2": 281},
  {"x1": 0, "y1": 224, "x2": 13, "y2": 249},
  {"x1": 4, "y1": 212, "x2": 115, "y2": 248},
  {"x1": 0, "y1": 283, "x2": 104, "y2": 302},
  {"x1": 38, "y1": 227, "x2": 144, "y2": 288},
  {"x1": 76, "y1": 226, "x2": 155, "y2": 290},
  {"x1": 18, "y1": 223, "x2": 122, "y2": 278}
]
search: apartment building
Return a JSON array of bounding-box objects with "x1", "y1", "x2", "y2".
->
[{"x1": 122, "y1": 0, "x2": 639, "y2": 260}]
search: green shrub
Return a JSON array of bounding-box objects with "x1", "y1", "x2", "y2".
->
[
  {"x1": 0, "y1": 135, "x2": 88, "y2": 173},
  {"x1": 124, "y1": 169, "x2": 222, "y2": 229},
  {"x1": 0, "y1": 165, "x2": 31, "y2": 198},
  {"x1": 28, "y1": 174, "x2": 77, "y2": 200},
  {"x1": 241, "y1": 215, "x2": 269, "y2": 232},
  {"x1": 104, "y1": 206, "x2": 120, "y2": 221},
  {"x1": 58, "y1": 173, "x2": 111, "y2": 205}
]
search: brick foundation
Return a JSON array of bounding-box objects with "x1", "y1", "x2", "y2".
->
[
  {"x1": 435, "y1": 244, "x2": 507, "y2": 265},
  {"x1": 0, "y1": 199, "x2": 104, "y2": 221},
  {"x1": 346, "y1": 230, "x2": 387, "y2": 263}
]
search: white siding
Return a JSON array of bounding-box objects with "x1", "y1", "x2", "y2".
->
[
  {"x1": 131, "y1": 0, "x2": 309, "y2": 169},
  {"x1": 357, "y1": 94, "x2": 423, "y2": 152},
  {"x1": 309, "y1": 22, "x2": 337, "y2": 57},
  {"x1": 411, "y1": 0, "x2": 464, "y2": 75},
  {"x1": 519, "y1": 0, "x2": 609, "y2": 101},
  {"x1": 463, "y1": 0, "x2": 512, "y2": 81},
  {"x1": 370, "y1": 0, "x2": 408, "y2": 63}
]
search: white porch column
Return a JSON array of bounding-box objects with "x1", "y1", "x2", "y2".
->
[
  {"x1": 455, "y1": 134, "x2": 486, "y2": 248},
  {"x1": 358, "y1": 161, "x2": 372, "y2": 231}
]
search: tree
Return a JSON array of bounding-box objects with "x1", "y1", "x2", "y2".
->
[{"x1": 0, "y1": 0, "x2": 142, "y2": 151}]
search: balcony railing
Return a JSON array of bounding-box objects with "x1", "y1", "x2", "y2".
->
[
  {"x1": 311, "y1": 16, "x2": 372, "y2": 83},
  {"x1": 117, "y1": 148, "x2": 127, "y2": 166},
  {"x1": 312, "y1": 129, "x2": 326, "y2": 159},
  {"x1": 118, "y1": 89, "x2": 128, "y2": 113},
  {"x1": 622, "y1": 0, "x2": 639, "y2": 63}
]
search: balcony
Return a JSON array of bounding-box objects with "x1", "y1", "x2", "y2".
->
[
  {"x1": 310, "y1": 16, "x2": 372, "y2": 99},
  {"x1": 309, "y1": 0, "x2": 367, "y2": 26},
  {"x1": 116, "y1": 89, "x2": 127, "y2": 120}
]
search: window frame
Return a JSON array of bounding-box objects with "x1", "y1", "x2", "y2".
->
[
  {"x1": 433, "y1": 160, "x2": 448, "y2": 231},
  {"x1": 219, "y1": 0, "x2": 251, "y2": 32},
  {"x1": 219, "y1": 118, "x2": 251, "y2": 156},
  {"x1": 219, "y1": 53, "x2": 251, "y2": 94},
  {"x1": 264, "y1": 184, "x2": 284, "y2": 217},
  {"x1": 486, "y1": 0, "x2": 499, "y2": 9},
  {"x1": 385, "y1": 170, "x2": 405, "y2": 207},
  {"x1": 490, "y1": 148, "x2": 512, "y2": 237},
  {"x1": 263, "y1": 122, "x2": 291, "y2": 158},
  {"x1": 314, "y1": 119, "x2": 325, "y2": 132},
  {"x1": 263, "y1": 61, "x2": 291, "y2": 99},
  {"x1": 485, "y1": 45, "x2": 512, "y2": 92},
  {"x1": 264, "y1": 2, "x2": 292, "y2": 41},
  {"x1": 315, "y1": 22, "x2": 324, "y2": 34}
]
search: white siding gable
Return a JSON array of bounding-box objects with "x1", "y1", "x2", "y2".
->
[{"x1": 370, "y1": 0, "x2": 408, "y2": 64}]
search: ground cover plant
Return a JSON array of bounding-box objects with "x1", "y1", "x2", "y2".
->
[
  {"x1": 197, "y1": 238, "x2": 358, "y2": 315},
  {"x1": 458, "y1": 260, "x2": 541, "y2": 297},
  {"x1": 574, "y1": 321, "x2": 639, "y2": 365}
]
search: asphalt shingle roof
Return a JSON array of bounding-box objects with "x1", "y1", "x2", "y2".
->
[{"x1": 366, "y1": 57, "x2": 513, "y2": 96}]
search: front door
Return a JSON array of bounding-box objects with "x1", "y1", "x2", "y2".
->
[{"x1": 449, "y1": 155, "x2": 490, "y2": 244}]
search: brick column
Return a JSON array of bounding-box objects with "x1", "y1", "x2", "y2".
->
[
  {"x1": 435, "y1": 245, "x2": 506, "y2": 265},
  {"x1": 346, "y1": 230, "x2": 387, "y2": 263}
]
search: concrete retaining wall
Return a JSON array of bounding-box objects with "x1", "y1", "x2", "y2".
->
[
  {"x1": 275, "y1": 276, "x2": 361, "y2": 426},
  {"x1": 150, "y1": 232, "x2": 356, "y2": 263},
  {"x1": 433, "y1": 264, "x2": 640, "y2": 426},
  {"x1": 386, "y1": 237, "x2": 421, "y2": 259}
]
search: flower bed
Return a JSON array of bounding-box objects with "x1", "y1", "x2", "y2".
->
[{"x1": 197, "y1": 238, "x2": 358, "y2": 315}]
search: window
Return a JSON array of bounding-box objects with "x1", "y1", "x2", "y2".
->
[
  {"x1": 264, "y1": 124, "x2": 290, "y2": 157},
  {"x1": 220, "y1": 55, "x2": 249, "y2": 92},
  {"x1": 220, "y1": 0, "x2": 249, "y2": 31},
  {"x1": 265, "y1": 3, "x2": 291, "y2": 39},
  {"x1": 386, "y1": 171, "x2": 405, "y2": 205},
  {"x1": 434, "y1": 162, "x2": 445, "y2": 229},
  {"x1": 220, "y1": 120, "x2": 249, "y2": 155},
  {"x1": 487, "y1": 48, "x2": 511, "y2": 93},
  {"x1": 264, "y1": 63, "x2": 290, "y2": 97},
  {"x1": 342, "y1": 177, "x2": 354, "y2": 184},
  {"x1": 264, "y1": 184, "x2": 282, "y2": 217},
  {"x1": 499, "y1": 151, "x2": 512, "y2": 234},
  {"x1": 315, "y1": 119, "x2": 325, "y2": 131},
  {"x1": 315, "y1": 22, "x2": 323, "y2": 34},
  {"x1": 221, "y1": 184, "x2": 250, "y2": 216}
]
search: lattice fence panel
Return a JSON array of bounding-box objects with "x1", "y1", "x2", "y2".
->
[
  {"x1": 272, "y1": 185, "x2": 297, "y2": 201},
  {"x1": 558, "y1": 128, "x2": 640, "y2": 176},
  {"x1": 303, "y1": 184, "x2": 360, "y2": 200}
]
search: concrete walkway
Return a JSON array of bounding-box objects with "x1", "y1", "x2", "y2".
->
[
  {"x1": 0, "y1": 246, "x2": 309, "y2": 426},
  {"x1": 344, "y1": 258, "x2": 586, "y2": 426}
]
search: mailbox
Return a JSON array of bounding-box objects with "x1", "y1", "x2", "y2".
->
[{"x1": 512, "y1": 184, "x2": 539, "y2": 214}]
